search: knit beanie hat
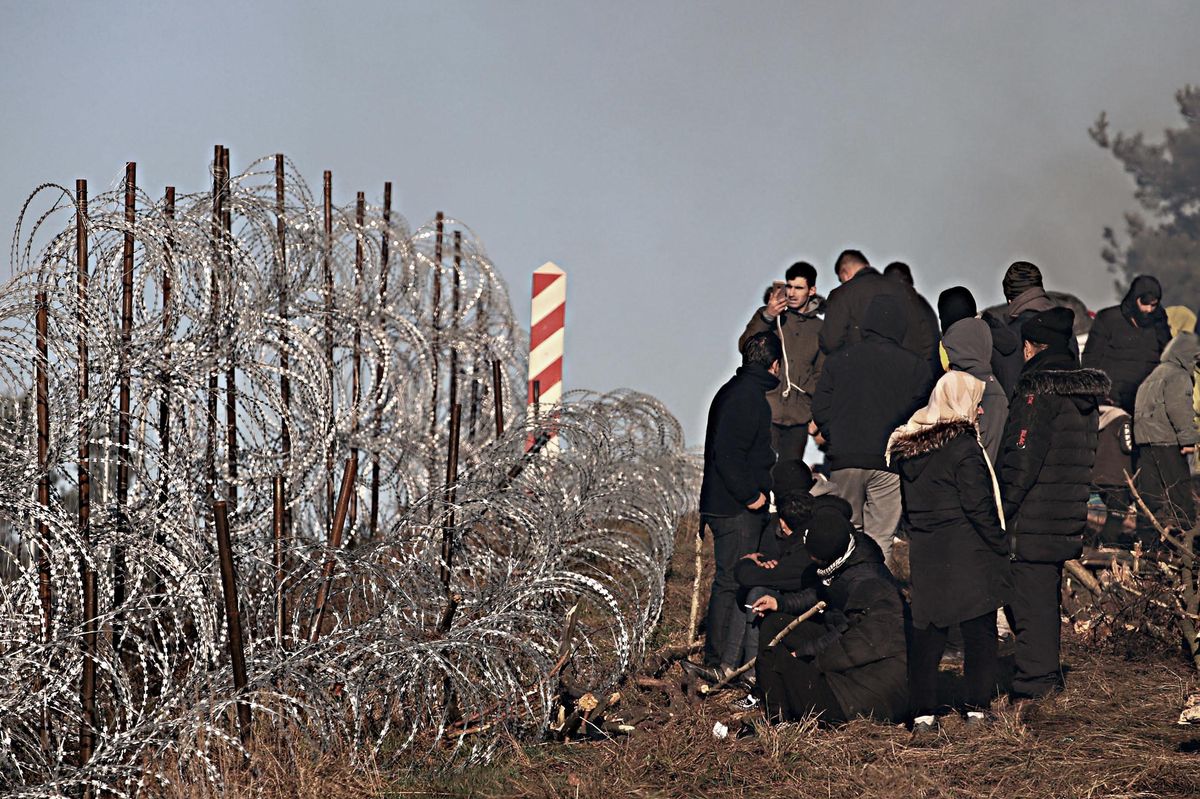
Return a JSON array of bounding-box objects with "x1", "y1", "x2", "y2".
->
[
  {"x1": 936, "y1": 286, "x2": 978, "y2": 334},
  {"x1": 1021, "y1": 306, "x2": 1075, "y2": 352},
  {"x1": 1002, "y1": 261, "x2": 1043, "y2": 302},
  {"x1": 803, "y1": 507, "x2": 854, "y2": 563},
  {"x1": 772, "y1": 459, "x2": 814, "y2": 495}
]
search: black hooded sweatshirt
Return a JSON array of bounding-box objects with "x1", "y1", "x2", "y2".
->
[
  {"x1": 998, "y1": 349, "x2": 1110, "y2": 563},
  {"x1": 699, "y1": 364, "x2": 779, "y2": 517},
  {"x1": 812, "y1": 295, "x2": 932, "y2": 471},
  {"x1": 1082, "y1": 275, "x2": 1171, "y2": 413}
]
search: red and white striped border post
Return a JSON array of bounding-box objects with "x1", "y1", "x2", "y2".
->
[{"x1": 527, "y1": 261, "x2": 565, "y2": 452}]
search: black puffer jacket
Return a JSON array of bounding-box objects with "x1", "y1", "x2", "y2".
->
[
  {"x1": 888, "y1": 420, "x2": 1010, "y2": 629},
  {"x1": 998, "y1": 351, "x2": 1109, "y2": 563},
  {"x1": 776, "y1": 533, "x2": 908, "y2": 722},
  {"x1": 699, "y1": 364, "x2": 779, "y2": 517},
  {"x1": 819, "y1": 266, "x2": 938, "y2": 364},
  {"x1": 1082, "y1": 275, "x2": 1171, "y2": 413},
  {"x1": 812, "y1": 295, "x2": 932, "y2": 471}
]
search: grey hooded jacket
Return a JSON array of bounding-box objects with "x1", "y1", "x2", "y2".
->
[
  {"x1": 1134, "y1": 332, "x2": 1200, "y2": 447},
  {"x1": 942, "y1": 317, "x2": 1009, "y2": 463}
]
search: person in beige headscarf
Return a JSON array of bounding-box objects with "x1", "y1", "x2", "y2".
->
[
  {"x1": 1165, "y1": 305, "x2": 1200, "y2": 443},
  {"x1": 887, "y1": 371, "x2": 1010, "y2": 734}
]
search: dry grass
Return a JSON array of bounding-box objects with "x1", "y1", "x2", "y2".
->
[{"x1": 191, "y1": 515, "x2": 1200, "y2": 798}]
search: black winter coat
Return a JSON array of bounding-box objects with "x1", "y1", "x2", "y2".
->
[
  {"x1": 819, "y1": 267, "x2": 938, "y2": 365},
  {"x1": 699, "y1": 364, "x2": 779, "y2": 517},
  {"x1": 776, "y1": 533, "x2": 908, "y2": 722},
  {"x1": 998, "y1": 351, "x2": 1109, "y2": 563},
  {"x1": 1082, "y1": 276, "x2": 1171, "y2": 413},
  {"x1": 889, "y1": 421, "x2": 1010, "y2": 629},
  {"x1": 734, "y1": 524, "x2": 813, "y2": 592},
  {"x1": 812, "y1": 295, "x2": 932, "y2": 471}
]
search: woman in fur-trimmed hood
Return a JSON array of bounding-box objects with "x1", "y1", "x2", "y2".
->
[{"x1": 887, "y1": 371, "x2": 1010, "y2": 728}]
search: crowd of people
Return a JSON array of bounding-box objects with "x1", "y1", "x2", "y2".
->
[{"x1": 690, "y1": 251, "x2": 1200, "y2": 735}]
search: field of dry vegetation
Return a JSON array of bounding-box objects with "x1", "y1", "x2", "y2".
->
[{"x1": 186, "y1": 515, "x2": 1200, "y2": 799}]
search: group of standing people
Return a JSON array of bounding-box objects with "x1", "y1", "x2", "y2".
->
[{"x1": 695, "y1": 251, "x2": 1199, "y2": 734}]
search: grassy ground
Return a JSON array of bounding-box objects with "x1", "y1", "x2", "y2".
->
[{"x1": 194, "y1": 515, "x2": 1200, "y2": 798}]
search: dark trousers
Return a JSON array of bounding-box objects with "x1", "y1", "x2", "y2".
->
[
  {"x1": 1136, "y1": 445, "x2": 1196, "y2": 545},
  {"x1": 721, "y1": 586, "x2": 775, "y2": 668},
  {"x1": 1095, "y1": 486, "x2": 1132, "y2": 547},
  {"x1": 756, "y1": 613, "x2": 845, "y2": 724},
  {"x1": 1006, "y1": 561, "x2": 1064, "y2": 699},
  {"x1": 703, "y1": 511, "x2": 767, "y2": 667},
  {"x1": 909, "y1": 611, "x2": 998, "y2": 716},
  {"x1": 771, "y1": 423, "x2": 809, "y2": 462}
]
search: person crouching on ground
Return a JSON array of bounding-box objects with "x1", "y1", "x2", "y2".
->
[
  {"x1": 750, "y1": 505, "x2": 908, "y2": 725},
  {"x1": 886, "y1": 371, "x2": 1010, "y2": 733}
]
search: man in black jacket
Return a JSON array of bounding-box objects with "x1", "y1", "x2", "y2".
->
[
  {"x1": 811, "y1": 294, "x2": 932, "y2": 564},
  {"x1": 1082, "y1": 274, "x2": 1171, "y2": 413},
  {"x1": 819, "y1": 250, "x2": 938, "y2": 367},
  {"x1": 699, "y1": 332, "x2": 782, "y2": 668},
  {"x1": 999, "y1": 307, "x2": 1109, "y2": 699}
]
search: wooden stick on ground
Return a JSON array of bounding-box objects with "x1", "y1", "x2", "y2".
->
[
  {"x1": 687, "y1": 522, "x2": 705, "y2": 648},
  {"x1": 706, "y1": 601, "x2": 827, "y2": 692}
]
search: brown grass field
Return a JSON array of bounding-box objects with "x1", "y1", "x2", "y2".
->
[{"x1": 184, "y1": 516, "x2": 1200, "y2": 799}]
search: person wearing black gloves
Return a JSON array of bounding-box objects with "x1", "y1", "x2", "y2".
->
[
  {"x1": 998, "y1": 307, "x2": 1108, "y2": 700},
  {"x1": 750, "y1": 505, "x2": 908, "y2": 725},
  {"x1": 1083, "y1": 275, "x2": 1171, "y2": 414},
  {"x1": 887, "y1": 371, "x2": 1010, "y2": 733},
  {"x1": 699, "y1": 331, "x2": 782, "y2": 669}
]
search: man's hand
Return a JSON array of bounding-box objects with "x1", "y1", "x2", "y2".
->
[
  {"x1": 1183, "y1": 446, "x2": 1196, "y2": 455},
  {"x1": 742, "y1": 552, "x2": 764, "y2": 565},
  {"x1": 750, "y1": 594, "x2": 778, "y2": 616},
  {"x1": 747, "y1": 492, "x2": 767, "y2": 511},
  {"x1": 807, "y1": 421, "x2": 819, "y2": 436},
  {"x1": 765, "y1": 292, "x2": 787, "y2": 319}
]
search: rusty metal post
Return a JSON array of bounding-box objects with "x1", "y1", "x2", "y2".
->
[
  {"x1": 492, "y1": 358, "x2": 505, "y2": 437},
  {"x1": 274, "y1": 155, "x2": 292, "y2": 544},
  {"x1": 34, "y1": 286, "x2": 51, "y2": 755},
  {"x1": 348, "y1": 192, "x2": 364, "y2": 544},
  {"x1": 438, "y1": 403, "x2": 462, "y2": 593},
  {"x1": 308, "y1": 457, "x2": 357, "y2": 643},
  {"x1": 158, "y1": 187, "x2": 175, "y2": 506},
  {"x1": 369, "y1": 182, "x2": 390, "y2": 538},
  {"x1": 448, "y1": 231, "x2": 461, "y2": 424},
  {"x1": 75, "y1": 178, "x2": 97, "y2": 772},
  {"x1": 272, "y1": 473, "x2": 287, "y2": 647},
  {"x1": 222, "y1": 147, "x2": 238, "y2": 511},
  {"x1": 213, "y1": 500, "x2": 252, "y2": 742},
  {"x1": 206, "y1": 146, "x2": 224, "y2": 500},
  {"x1": 427, "y1": 211, "x2": 445, "y2": 514},
  {"x1": 322, "y1": 171, "x2": 334, "y2": 533},
  {"x1": 113, "y1": 161, "x2": 136, "y2": 653}
]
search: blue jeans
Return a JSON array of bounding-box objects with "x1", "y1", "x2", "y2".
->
[{"x1": 703, "y1": 511, "x2": 767, "y2": 667}]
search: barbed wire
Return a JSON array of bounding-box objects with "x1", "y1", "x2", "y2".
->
[{"x1": 0, "y1": 154, "x2": 698, "y2": 796}]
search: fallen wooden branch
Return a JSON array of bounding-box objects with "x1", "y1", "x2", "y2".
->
[
  {"x1": 687, "y1": 521, "x2": 705, "y2": 649},
  {"x1": 1065, "y1": 560, "x2": 1102, "y2": 596}
]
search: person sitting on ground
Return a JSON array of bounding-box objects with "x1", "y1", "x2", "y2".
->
[
  {"x1": 715, "y1": 460, "x2": 817, "y2": 679},
  {"x1": 886, "y1": 371, "x2": 1010, "y2": 734},
  {"x1": 750, "y1": 504, "x2": 908, "y2": 725},
  {"x1": 1133, "y1": 331, "x2": 1199, "y2": 545}
]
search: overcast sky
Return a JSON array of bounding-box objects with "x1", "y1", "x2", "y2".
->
[{"x1": 3, "y1": 2, "x2": 1198, "y2": 446}]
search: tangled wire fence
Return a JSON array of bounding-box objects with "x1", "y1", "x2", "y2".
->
[{"x1": 0, "y1": 150, "x2": 698, "y2": 797}]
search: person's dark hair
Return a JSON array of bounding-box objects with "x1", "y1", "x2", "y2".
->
[
  {"x1": 811, "y1": 493, "x2": 853, "y2": 520},
  {"x1": 835, "y1": 249, "x2": 870, "y2": 272},
  {"x1": 777, "y1": 490, "x2": 815, "y2": 534},
  {"x1": 883, "y1": 261, "x2": 914, "y2": 286},
  {"x1": 785, "y1": 261, "x2": 818, "y2": 287},
  {"x1": 742, "y1": 331, "x2": 782, "y2": 368}
]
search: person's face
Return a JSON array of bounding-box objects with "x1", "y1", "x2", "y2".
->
[
  {"x1": 1136, "y1": 296, "x2": 1159, "y2": 314},
  {"x1": 785, "y1": 277, "x2": 815, "y2": 309}
]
